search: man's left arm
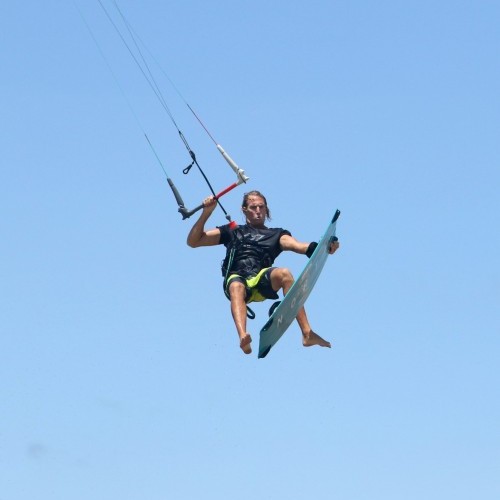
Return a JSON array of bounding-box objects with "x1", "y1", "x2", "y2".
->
[{"x1": 280, "y1": 234, "x2": 339, "y2": 257}]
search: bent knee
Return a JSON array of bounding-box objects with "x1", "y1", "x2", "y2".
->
[
  {"x1": 277, "y1": 267, "x2": 294, "y2": 279},
  {"x1": 272, "y1": 267, "x2": 294, "y2": 286},
  {"x1": 228, "y1": 280, "x2": 246, "y2": 297}
]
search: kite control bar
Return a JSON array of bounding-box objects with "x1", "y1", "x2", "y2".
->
[
  {"x1": 173, "y1": 180, "x2": 243, "y2": 220},
  {"x1": 168, "y1": 144, "x2": 249, "y2": 220},
  {"x1": 216, "y1": 144, "x2": 249, "y2": 186}
]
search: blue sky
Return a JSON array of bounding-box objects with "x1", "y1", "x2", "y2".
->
[{"x1": 1, "y1": 1, "x2": 499, "y2": 499}]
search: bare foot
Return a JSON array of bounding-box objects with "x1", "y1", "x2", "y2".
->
[
  {"x1": 302, "y1": 330, "x2": 331, "y2": 348},
  {"x1": 240, "y1": 334, "x2": 252, "y2": 354}
]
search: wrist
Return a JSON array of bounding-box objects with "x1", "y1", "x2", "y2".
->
[{"x1": 306, "y1": 241, "x2": 318, "y2": 258}]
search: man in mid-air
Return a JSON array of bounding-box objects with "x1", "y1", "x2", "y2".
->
[{"x1": 187, "y1": 190, "x2": 340, "y2": 355}]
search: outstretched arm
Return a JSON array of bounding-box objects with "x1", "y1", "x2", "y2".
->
[
  {"x1": 186, "y1": 196, "x2": 221, "y2": 248},
  {"x1": 280, "y1": 234, "x2": 339, "y2": 256},
  {"x1": 279, "y1": 234, "x2": 309, "y2": 255}
]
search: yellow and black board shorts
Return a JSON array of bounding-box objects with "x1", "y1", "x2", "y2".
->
[{"x1": 225, "y1": 267, "x2": 279, "y2": 303}]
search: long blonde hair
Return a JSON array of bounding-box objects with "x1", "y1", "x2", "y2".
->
[{"x1": 242, "y1": 190, "x2": 271, "y2": 220}]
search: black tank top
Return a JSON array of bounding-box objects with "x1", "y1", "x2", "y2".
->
[{"x1": 218, "y1": 224, "x2": 291, "y2": 278}]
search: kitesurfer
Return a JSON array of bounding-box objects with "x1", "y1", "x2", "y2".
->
[{"x1": 187, "y1": 191, "x2": 339, "y2": 355}]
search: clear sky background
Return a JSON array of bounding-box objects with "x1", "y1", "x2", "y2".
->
[{"x1": 1, "y1": 1, "x2": 499, "y2": 499}]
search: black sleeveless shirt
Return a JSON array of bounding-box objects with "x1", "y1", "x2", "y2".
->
[{"x1": 218, "y1": 224, "x2": 291, "y2": 278}]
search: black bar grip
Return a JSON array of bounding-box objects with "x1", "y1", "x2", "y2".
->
[
  {"x1": 167, "y1": 178, "x2": 186, "y2": 208},
  {"x1": 178, "y1": 203, "x2": 203, "y2": 220}
]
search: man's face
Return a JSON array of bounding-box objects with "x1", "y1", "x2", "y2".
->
[{"x1": 243, "y1": 195, "x2": 267, "y2": 226}]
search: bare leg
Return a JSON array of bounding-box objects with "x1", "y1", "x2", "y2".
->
[
  {"x1": 228, "y1": 281, "x2": 252, "y2": 354},
  {"x1": 270, "y1": 268, "x2": 331, "y2": 349}
]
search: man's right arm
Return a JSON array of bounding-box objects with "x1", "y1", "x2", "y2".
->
[{"x1": 186, "y1": 196, "x2": 221, "y2": 248}]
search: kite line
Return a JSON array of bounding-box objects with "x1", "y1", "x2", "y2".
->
[{"x1": 78, "y1": 0, "x2": 249, "y2": 222}]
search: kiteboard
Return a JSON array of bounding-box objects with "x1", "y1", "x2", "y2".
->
[{"x1": 258, "y1": 210, "x2": 341, "y2": 358}]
